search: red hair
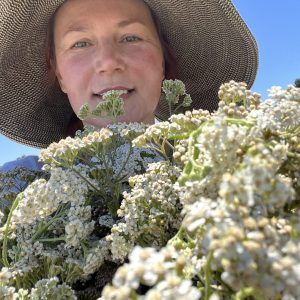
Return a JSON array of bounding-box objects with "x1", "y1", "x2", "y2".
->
[{"x1": 45, "y1": 4, "x2": 177, "y2": 137}]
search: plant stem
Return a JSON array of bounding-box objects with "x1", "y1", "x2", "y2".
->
[
  {"x1": 187, "y1": 122, "x2": 209, "y2": 168},
  {"x1": 225, "y1": 118, "x2": 255, "y2": 128},
  {"x1": 234, "y1": 287, "x2": 264, "y2": 300},
  {"x1": 70, "y1": 166, "x2": 101, "y2": 193},
  {"x1": 38, "y1": 237, "x2": 66, "y2": 243},
  {"x1": 204, "y1": 251, "x2": 213, "y2": 300},
  {"x1": 150, "y1": 144, "x2": 170, "y2": 161},
  {"x1": 15, "y1": 275, "x2": 21, "y2": 290},
  {"x1": 31, "y1": 209, "x2": 66, "y2": 243},
  {"x1": 287, "y1": 151, "x2": 300, "y2": 159},
  {"x1": 2, "y1": 193, "x2": 22, "y2": 267},
  {"x1": 168, "y1": 132, "x2": 190, "y2": 140},
  {"x1": 164, "y1": 139, "x2": 174, "y2": 151},
  {"x1": 101, "y1": 152, "x2": 120, "y2": 217},
  {"x1": 81, "y1": 241, "x2": 89, "y2": 259}
]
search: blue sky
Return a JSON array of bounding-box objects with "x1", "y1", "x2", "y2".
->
[{"x1": 0, "y1": 0, "x2": 299, "y2": 166}]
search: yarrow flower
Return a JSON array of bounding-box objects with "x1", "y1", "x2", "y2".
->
[
  {"x1": 30, "y1": 277, "x2": 76, "y2": 299},
  {"x1": 39, "y1": 128, "x2": 114, "y2": 165},
  {"x1": 101, "y1": 246, "x2": 201, "y2": 300},
  {"x1": 1, "y1": 80, "x2": 299, "y2": 299},
  {"x1": 78, "y1": 89, "x2": 125, "y2": 121},
  {"x1": 249, "y1": 85, "x2": 300, "y2": 133},
  {"x1": 11, "y1": 167, "x2": 89, "y2": 225},
  {"x1": 107, "y1": 161, "x2": 182, "y2": 262},
  {"x1": 161, "y1": 79, "x2": 193, "y2": 116}
]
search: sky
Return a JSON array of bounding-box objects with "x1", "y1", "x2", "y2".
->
[{"x1": 0, "y1": 0, "x2": 299, "y2": 166}]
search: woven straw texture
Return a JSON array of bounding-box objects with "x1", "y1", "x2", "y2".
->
[{"x1": 0, "y1": 0, "x2": 258, "y2": 148}]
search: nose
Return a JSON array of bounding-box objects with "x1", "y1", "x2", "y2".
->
[{"x1": 93, "y1": 42, "x2": 125, "y2": 74}]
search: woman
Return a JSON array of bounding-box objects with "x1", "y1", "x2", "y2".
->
[{"x1": 0, "y1": 0, "x2": 258, "y2": 170}]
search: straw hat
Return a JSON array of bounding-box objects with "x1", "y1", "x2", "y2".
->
[{"x1": 0, "y1": 0, "x2": 258, "y2": 148}]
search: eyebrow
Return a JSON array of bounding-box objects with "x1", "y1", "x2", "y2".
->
[
  {"x1": 117, "y1": 19, "x2": 146, "y2": 28},
  {"x1": 63, "y1": 19, "x2": 146, "y2": 36}
]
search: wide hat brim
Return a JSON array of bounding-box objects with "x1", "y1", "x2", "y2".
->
[{"x1": 0, "y1": 0, "x2": 258, "y2": 148}]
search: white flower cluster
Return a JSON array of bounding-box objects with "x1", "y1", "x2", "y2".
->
[
  {"x1": 82, "y1": 240, "x2": 109, "y2": 276},
  {"x1": 218, "y1": 80, "x2": 261, "y2": 112},
  {"x1": 30, "y1": 277, "x2": 76, "y2": 299},
  {"x1": 107, "y1": 161, "x2": 182, "y2": 262},
  {"x1": 102, "y1": 81, "x2": 300, "y2": 299},
  {"x1": 249, "y1": 84, "x2": 300, "y2": 132},
  {"x1": 0, "y1": 276, "x2": 75, "y2": 300},
  {"x1": 65, "y1": 205, "x2": 94, "y2": 248},
  {"x1": 0, "y1": 167, "x2": 47, "y2": 211},
  {"x1": 101, "y1": 246, "x2": 200, "y2": 300},
  {"x1": 161, "y1": 79, "x2": 193, "y2": 115},
  {"x1": 39, "y1": 128, "x2": 113, "y2": 165},
  {"x1": 219, "y1": 144, "x2": 293, "y2": 212},
  {"x1": 133, "y1": 121, "x2": 179, "y2": 148},
  {"x1": 0, "y1": 285, "x2": 16, "y2": 300},
  {"x1": 183, "y1": 196, "x2": 300, "y2": 299},
  {"x1": 169, "y1": 109, "x2": 210, "y2": 133},
  {"x1": 196, "y1": 119, "x2": 249, "y2": 167},
  {"x1": 107, "y1": 122, "x2": 148, "y2": 139},
  {"x1": 133, "y1": 109, "x2": 211, "y2": 161},
  {"x1": 176, "y1": 119, "x2": 252, "y2": 202},
  {"x1": 177, "y1": 83, "x2": 300, "y2": 299},
  {"x1": 0, "y1": 122, "x2": 168, "y2": 297},
  {"x1": 0, "y1": 267, "x2": 13, "y2": 284},
  {"x1": 9, "y1": 240, "x2": 44, "y2": 274},
  {"x1": 1, "y1": 80, "x2": 299, "y2": 299},
  {"x1": 75, "y1": 123, "x2": 163, "y2": 188},
  {"x1": 11, "y1": 167, "x2": 89, "y2": 225}
]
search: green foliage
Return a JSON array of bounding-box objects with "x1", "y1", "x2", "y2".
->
[{"x1": 78, "y1": 90, "x2": 125, "y2": 122}]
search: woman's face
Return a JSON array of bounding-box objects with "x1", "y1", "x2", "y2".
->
[{"x1": 54, "y1": 0, "x2": 165, "y2": 127}]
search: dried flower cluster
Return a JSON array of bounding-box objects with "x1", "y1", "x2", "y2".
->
[{"x1": 0, "y1": 80, "x2": 299, "y2": 299}]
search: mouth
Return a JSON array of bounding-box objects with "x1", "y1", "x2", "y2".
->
[{"x1": 93, "y1": 87, "x2": 135, "y2": 99}]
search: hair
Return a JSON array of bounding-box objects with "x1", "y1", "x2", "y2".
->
[{"x1": 45, "y1": 1, "x2": 178, "y2": 137}]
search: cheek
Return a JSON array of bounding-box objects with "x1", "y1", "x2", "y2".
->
[
  {"x1": 57, "y1": 56, "x2": 90, "y2": 90},
  {"x1": 130, "y1": 48, "x2": 164, "y2": 112},
  {"x1": 128, "y1": 46, "x2": 164, "y2": 81},
  {"x1": 56, "y1": 56, "x2": 91, "y2": 113}
]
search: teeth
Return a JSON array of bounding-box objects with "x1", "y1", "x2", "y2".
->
[{"x1": 96, "y1": 89, "x2": 131, "y2": 97}]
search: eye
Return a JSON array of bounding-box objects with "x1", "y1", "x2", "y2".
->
[
  {"x1": 122, "y1": 35, "x2": 142, "y2": 43},
  {"x1": 72, "y1": 41, "x2": 91, "y2": 49}
]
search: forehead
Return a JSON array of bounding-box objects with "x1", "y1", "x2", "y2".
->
[{"x1": 54, "y1": 0, "x2": 156, "y2": 30}]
